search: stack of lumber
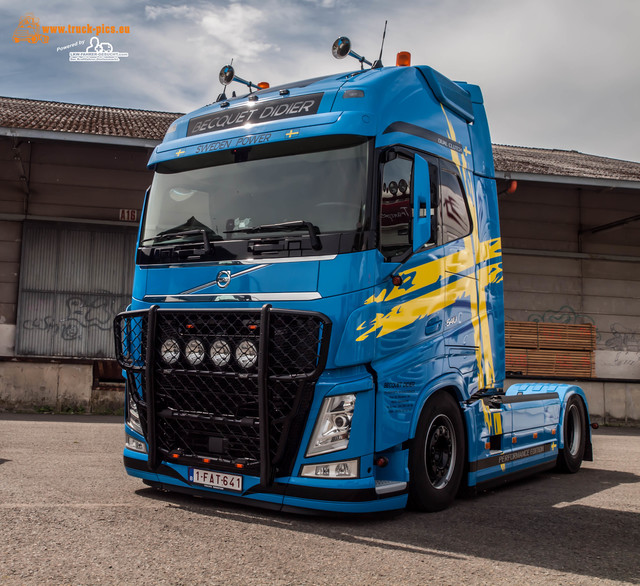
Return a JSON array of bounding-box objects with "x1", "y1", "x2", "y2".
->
[{"x1": 505, "y1": 321, "x2": 595, "y2": 378}]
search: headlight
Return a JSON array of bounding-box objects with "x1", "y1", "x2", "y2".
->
[
  {"x1": 185, "y1": 339, "x2": 205, "y2": 365},
  {"x1": 210, "y1": 339, "x2": 231, "y2": 367},
  {"x1": 306, "y1": 394, "x2": 356, "y2": 457},
  {"x1": 126, "y1": 392, "x2": 143, "y2": 435},
  {"x1": 235, "y1": 339, "x2": 258, "y2": 369},
  {"x1": 160, "y1": 338, "x2": 180, "y2": 365}
]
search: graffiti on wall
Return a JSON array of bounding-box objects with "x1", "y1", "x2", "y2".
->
[
  {"x1": 527, "y1": 305, "x2": 596, "y2": 327},
  {"x1": 526, "y1": 307, "x2": 640, "y2": 371},
  {"x1": 605, "y1": 323, "x2": 640, "y2": 353},
  {"x1": 23, "y1": 294, "x2": 118, "y2": 342}
]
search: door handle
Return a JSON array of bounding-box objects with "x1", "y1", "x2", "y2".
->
[{"x1": 425, "y1": 317, "x2": 442, "y2": 335}]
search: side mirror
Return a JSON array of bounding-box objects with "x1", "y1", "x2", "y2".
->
[{"x1": 412, "y1": 154, "x2": 431, "y2": 251}]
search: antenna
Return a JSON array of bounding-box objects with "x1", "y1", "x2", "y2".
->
[
  {"x1": 331, "y1": 36, "x2": 372, "y2": 70},
  {"x1": 372, "y1": 20, "x2": 387, "y2": 69}
]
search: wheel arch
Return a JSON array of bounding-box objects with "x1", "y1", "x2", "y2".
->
[
  {"x1": 409, "y1": 372, "x2": 467, "y2": 441},
  {"x1": 556, "y1": 386, "x2": 592, "y2": 457}
]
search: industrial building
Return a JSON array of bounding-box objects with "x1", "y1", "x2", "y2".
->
[{"x1": 1, "y1": 96, "x2": 639, "y2": 421}]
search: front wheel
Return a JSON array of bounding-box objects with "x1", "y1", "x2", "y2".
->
[
  {"x1": 556, "y1": 395, "x2": 586, "y2": 473},
  {"x1": 409, "y1": 392, "x2": 465, "y2": 512}
]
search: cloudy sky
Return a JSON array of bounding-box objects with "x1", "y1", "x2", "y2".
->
[{"x1": 2, "y1": 0, "x2": 639, "y2": 162}]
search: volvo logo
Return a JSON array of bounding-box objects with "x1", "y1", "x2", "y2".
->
[
  {"x1": 180, "y1": 265, "x2": 266, "y2": 295},
  {"x1": 216, "y1": 270, "x2": 232, "y2": 288}
]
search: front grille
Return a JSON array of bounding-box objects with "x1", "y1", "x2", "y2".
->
[{"x1": 114, "y1": 306, "x2": 331, "y2": 483}]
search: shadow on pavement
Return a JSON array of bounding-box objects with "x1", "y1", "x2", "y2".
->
[{"x1": 136, "y1": 465, "x2": 640, "y2": 583}]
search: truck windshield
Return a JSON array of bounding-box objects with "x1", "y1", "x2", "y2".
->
[{"x1": 142, "y1": 139, "x2": 370, "y2": 253}]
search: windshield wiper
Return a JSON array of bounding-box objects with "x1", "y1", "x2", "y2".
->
[
  {"x1": 224, "y1": 220, "x2": 322, "y2": 250},
  {"x1": 140, "y1": 229, "x2": 212, "y2": 256}
]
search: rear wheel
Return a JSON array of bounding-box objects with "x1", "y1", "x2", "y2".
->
[
  {"x1": 409, "y1": 392, "x2": 465, "y2": 512},
  {"x1": 556, "y1": 395, "x2": 586, "y2": 473}
]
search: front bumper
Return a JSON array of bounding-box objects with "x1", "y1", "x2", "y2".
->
[{"x1": 123, "y1": 451, "x2": 408, "y2": 514}]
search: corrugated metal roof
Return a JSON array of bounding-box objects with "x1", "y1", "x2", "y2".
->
[{"x1": 2, "y1": 96, "x2": 640, "y2": 183}]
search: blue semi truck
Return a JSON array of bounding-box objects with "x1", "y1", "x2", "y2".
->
[{"x1": 114, "y1": 38, "x2": 593, "y2": 513}]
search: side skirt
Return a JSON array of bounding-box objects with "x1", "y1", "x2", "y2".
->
[{"x1": 474, "y1": 460, "x2": 556, "y2": 492}]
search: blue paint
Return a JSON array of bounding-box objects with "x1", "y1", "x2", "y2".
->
[{"x1": 115, "y1": 49, "x2": 591, "y2": 514}]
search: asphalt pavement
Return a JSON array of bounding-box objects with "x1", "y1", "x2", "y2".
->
[{"x1": 0, "y1": 414, "x2": 638, "y2": 585}]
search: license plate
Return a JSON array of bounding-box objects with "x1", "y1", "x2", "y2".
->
[{"x1": 189, "y1": 468, "x2": 243, "y2": 492}]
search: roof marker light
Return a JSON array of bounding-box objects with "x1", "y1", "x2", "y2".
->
[
  {"x1": 257, "y1": 82, "x2": 270, "y2": 89},
  {"x1": 396, "y1": 52, "x2": 411, "y2": 67}
]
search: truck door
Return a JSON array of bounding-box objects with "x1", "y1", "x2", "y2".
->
[
  {"x1": 373, "y1": 149, "x2": 447, "y2": 452},
  {"x1": 439, "y1": 162, "x2": 478, "y2": 380}
]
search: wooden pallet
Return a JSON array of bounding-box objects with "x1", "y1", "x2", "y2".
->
[{"x1": 505, "y1": 321, "x2": 595, "y2": 378}]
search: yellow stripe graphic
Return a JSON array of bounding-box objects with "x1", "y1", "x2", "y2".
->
[{"x1": 358, "y1": 104, "x2": 503, "y2": 390}]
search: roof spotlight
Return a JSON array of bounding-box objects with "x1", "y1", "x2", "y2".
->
[
  {"x1": 216, "y1": 63, "x2": 268, "y2": 102},
  {"x1": 219, "y1": 64, "x2": 235, "y2": 86},
  {"x1": 331, "y1": 36, "x2": 372, "y2": 69},
  {"x1": 332, "y1": 36, "x2": 351, "y2": 59}
]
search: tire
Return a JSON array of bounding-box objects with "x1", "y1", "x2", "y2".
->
[
  {"x1": 556, "y1": 395, "x2": 586, "y2": 474},
  {"x1": 409, "y1": 392, "x2": 465, "y2": 512}
]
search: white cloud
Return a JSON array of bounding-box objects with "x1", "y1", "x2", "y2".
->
[
  {"x1": 2, "y1": 0, "x2": 639, "y2": 160},
  {"x1": 143, "y1": 2, "x2": 276, "y2": 62}
]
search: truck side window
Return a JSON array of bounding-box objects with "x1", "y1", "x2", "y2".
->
[
  {"x1": 380, "y1": 155, "x2": 413, "y2": 258},
  {"x1": 440, "y1": 170, "x2": 471, "y2": 243}
]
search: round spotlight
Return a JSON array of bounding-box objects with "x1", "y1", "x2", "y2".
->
[
  {"x1": 160, "y1": 339, "x2": 180, "y2": 365},
  {"x1": 219, "y1": 64, "x2": 235, "y2": 86},
  {"x1": 210, "y1": 339, "x2": 231, "y2": 368},
  {"x1": 235, "y1": 340, "x2": 258, "y2": 369},
  {"x1": 332, "y1": 36, "x2": 351, "y2": 59},
  {"x1": 398, "y1": 179, "x2": 408, "y2": 194},
  {"x1": 388, "y1": 181, "x2": 398, "y2": 196},
  {"x1": 185, "y1": 339, "x2": 205, "y2": 366}
]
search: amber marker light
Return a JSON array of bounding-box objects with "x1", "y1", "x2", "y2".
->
[
  {"x1": 248, "y1": 324, "x2": 258, "y2": 331},
  {"x1": 258, "y1": 82, "x2": 270, "y2": 89},
  {"x1": 506, "y1": 180, "x2": 518, "y2": 195},
  {"x1": 396, "y1": 51, "x2": 411, "y2": 66},
  {"x1": 235, "y1": 463, "x2": 244, "y2": 469}
]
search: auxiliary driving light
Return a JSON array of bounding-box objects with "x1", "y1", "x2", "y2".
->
[
  {"x1": 210, "y1": 339, "x2": 232, "y2": 367},
  {"x1": 185, "y1": 339, "x2": 206, "y2": 366},
  {"x1": 300, "y1": 459, "x2": 359, "y2": 479},
  {"x1": 160, "y1": 338, "x2": 180, "y2": 365},
  {"x1": 125, "y1": 433, "x2": 147, "y2": 454},
  {"x1": 235, "y1": 340, "x2": 258, "y2": 369}
]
